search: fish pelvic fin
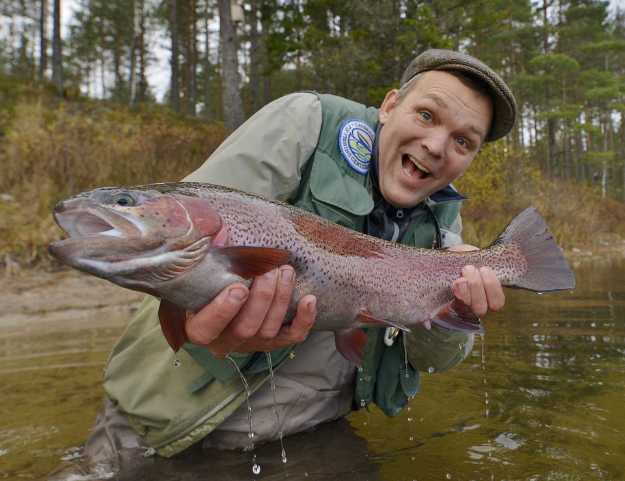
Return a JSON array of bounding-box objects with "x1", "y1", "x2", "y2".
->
[
  {"x1": 334, "y1": 328, "x2": 368, "y2": 366},
  {"x1": 158, "y1": 299, "x2": 189, "y2": 352},
  {"x1": 494, "y1": 207, "x2": 575, "y2": 292},
  {"x1": 220, "y1": 246, "x2": 291, "y2": 278},
  {"x1": 430, "y1": 298, "x2": 484, "y2": 334}
]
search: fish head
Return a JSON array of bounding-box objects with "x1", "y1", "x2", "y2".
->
[{"x1": 49, "y1": 186, "x2": 223, "y2": 289}]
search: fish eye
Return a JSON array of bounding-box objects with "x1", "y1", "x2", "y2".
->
[{"x1": 112, "y1": 193, "x2": 136, "y2": 207}]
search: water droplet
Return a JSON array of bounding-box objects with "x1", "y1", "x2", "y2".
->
[
  {"x1": 173, "y1": 359, "x2": 181, "y2": 368},
  {"x1": 427, "y1": 366, "x2": 435, "y2": 374},
  {"x1": 252, "y1": 463, "x2": 261, "y2": 475}
]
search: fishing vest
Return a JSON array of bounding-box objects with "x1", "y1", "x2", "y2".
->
[
  {"x1": 288, "y1": 94, "x2": 463, "y2": 414},
  {"x1": 103, "y1": 93, "x2": 463, "y2": 457}
]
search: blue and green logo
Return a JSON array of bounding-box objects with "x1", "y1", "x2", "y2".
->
[{"x1": 338, "y1": 120, "x2": 375, "y2": 175}]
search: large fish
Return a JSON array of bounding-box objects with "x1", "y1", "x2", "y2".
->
[{"x1": 48, "y1": 182, "x2": 575, "y2": 363}]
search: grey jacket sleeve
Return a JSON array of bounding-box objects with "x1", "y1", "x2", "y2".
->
[{"x1": 184, "y1": 93, "x2": 322, "y2": 201}]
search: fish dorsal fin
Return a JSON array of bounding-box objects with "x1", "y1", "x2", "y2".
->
[
  {"x1": 357, "y1": 309, "x2": 410, "y2": 332},
  {"x1": 220, "y1": 246, "x2": 290, "y2": 278},
  {"x1": 430, "y1": 299, "x2": 483, "y2": 333},
  {"x1": 158, "y1": 299, "x2": 189, "y2": 352},
  {"x1": 334, "y1": 328, "x2": 368, "y2": 365}
]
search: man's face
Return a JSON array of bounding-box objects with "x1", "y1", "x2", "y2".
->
[{"x1": 377, "y1": 70, "x2": 493, "y2": 208}]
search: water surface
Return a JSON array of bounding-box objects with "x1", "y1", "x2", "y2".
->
[{"x1": 1, "y1": 257, "x2": 624, "y2": 480}]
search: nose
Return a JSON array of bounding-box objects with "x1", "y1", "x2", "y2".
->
[{"x1": 421, "y1": 129, "x2": 446, "y2": 159}]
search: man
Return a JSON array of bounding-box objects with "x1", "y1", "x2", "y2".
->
[{"x1": 80, "y1": 49, "x2": 516, "y2": 464}]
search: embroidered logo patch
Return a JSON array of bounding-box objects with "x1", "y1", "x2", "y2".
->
[{"x1": 338, "y1": 120, "x2": 375, "y2": 175}]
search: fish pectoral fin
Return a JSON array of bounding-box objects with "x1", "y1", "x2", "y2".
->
[
  {"x1": 356, "y1": 309, "x2": 410, "y2": 332},
  {"x1": 220, "y1": 246, "x2": 291, "y2": 278},
  {"x1": 158, "y1": 299, "x2": 190, "y2": 352},
  {"x1": 430, "y1": 299, "x2": 483, "y2": 334},
  {"x1": 334, "y1": 328, "x2": 368, "y2": 366}
]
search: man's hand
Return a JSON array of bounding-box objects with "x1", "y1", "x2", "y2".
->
[
  {"x1": 448, "y1": 244, "x2": 505, "y2": 317},
  {"x1": 184, "y1": 265, "x2": 317, "y2": 358}
]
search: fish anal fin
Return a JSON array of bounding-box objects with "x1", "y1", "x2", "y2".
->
[
  {"x1": 158, "y1": 299, "x2": 189, "y2": 352},
  {"x1": 335, "y1": 328, "x2": 368, "y2": 365},
  {"x1": 431, "y1": 299, "x2": 483, "y2": 334},
  {"x1": 220, "y1": 246, "x2": 291, "y2": 279},
  {"x1": 357, "y1": 309, "x2": 410, "y2": 332}
]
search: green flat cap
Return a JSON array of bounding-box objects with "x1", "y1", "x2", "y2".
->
[{"x1": 400, "y1": 49, "x2": 517, "y2": 142}]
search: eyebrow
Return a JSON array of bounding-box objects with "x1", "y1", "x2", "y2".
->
[{"x1": 422, "y1": 93, "x2": 486, "y2": 141}]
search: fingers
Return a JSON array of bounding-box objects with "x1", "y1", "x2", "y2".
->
[
  {"x1": 238, "y1": 295, "x2": 317, "y2": 352},
  {"x1": 185, "y1": 284, "x2": 249, "y2": 345},
  {"x1": 480, "y1": 266, "x2": 505, "y2": 311},
  {"x1": 227, "y1": 269, "x2": 279, "y2": 339},
  {"x1": 275, "y1": 295, "x2": 316, "y2": 344},
  {"x1": 186, "y1": 266, "x2": 309, "y2": 358},
  {"x1": 258, "y1": 266, "x2": 296, "y2": 339},
  {"x1": 207, "y1": 269, "x2": 280, "y2": 356},
  {"x1": 452, "y1": 265, "x2": 505, "y2": 317}
]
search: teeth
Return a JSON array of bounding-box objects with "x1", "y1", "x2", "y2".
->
[{"x1": 407, "y1": 154, "x2": 430, "y2": 175}]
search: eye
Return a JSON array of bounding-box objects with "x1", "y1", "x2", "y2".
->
[
  {"x1": 456, "y1": 136, "x2": 471, "y2": 149},
  {"x1": 112, "y1": 193, "x2": 136, "y2": 207},
  {"x1": 418, "y1": 110, "x2": 432, "y2": 122}
]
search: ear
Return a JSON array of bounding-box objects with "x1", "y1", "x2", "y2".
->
[{"x1": 378, "y1": 89, "x2": 399, "y2": 124}]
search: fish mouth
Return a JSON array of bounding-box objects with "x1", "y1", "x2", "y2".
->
[
  {"x1": 53, "y1": 200, "x2": 140, "y2": 240},
  {"x1": 49, "y1": 200, "x2": 147, "y2": 263}
]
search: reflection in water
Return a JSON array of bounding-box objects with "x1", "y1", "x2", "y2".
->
[{"x1": 1, "y1": 258, "x2": 624, "y2": 480}]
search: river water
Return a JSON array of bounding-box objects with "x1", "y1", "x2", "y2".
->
[{"x1": 1, "y1": 256, "x2": 624, "y2": 480}]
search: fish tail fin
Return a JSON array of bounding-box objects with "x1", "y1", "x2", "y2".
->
[{"x1": 494, "y1": 207, "x2": 575, "y2": 292}]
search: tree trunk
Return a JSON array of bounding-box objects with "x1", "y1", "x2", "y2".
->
[
  {"x1": 39, "y1": 0, "x2": 47, "y2": 81},
  {"x1": 51, "y1": 0, "x2": 63, "y2": 95},
  {"x1": 248, "y1": 0, "x2": 261, "y2": 112},
  {"x1": 189, "y1": 0, "x2": 198, "y2": 115},
  {"x1": 170, "y1": 0, "x2": 181, "y2": 112},
  {"x1": 218, "y1": 0, "x2": 245, "y2": 129},
  {"x1": 138, "y1": 0, "x2": 148, "y2": 102},
  {"x1": 203, "y1": 0, "x2": 213, "y2": 119},
  {"x1": 260, "y1": 1, "x2": 272, "y2": 105},
  {"x1": 129, "y1": 0, "x2": 142, "y2": 106}
]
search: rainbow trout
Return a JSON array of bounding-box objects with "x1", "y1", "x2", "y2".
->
[{"x1": 49, "y1": 182, "x2": 575, "y2": 363}]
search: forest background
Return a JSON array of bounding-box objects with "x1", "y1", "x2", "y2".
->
[{"x1": 1, "y1": 0, "x2": 625, "y2": 268}]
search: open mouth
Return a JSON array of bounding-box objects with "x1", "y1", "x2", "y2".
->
[
  {"x1": 54, "y1": 207, "x2": 123, "y2": 239},
  {"x1": 402, "y1": 154, "x2": 432, "y2": 180}
]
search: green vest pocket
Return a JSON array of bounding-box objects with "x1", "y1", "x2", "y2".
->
[{"x1": 309, "y1": 152, "x2": 373, "y2": 229}]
